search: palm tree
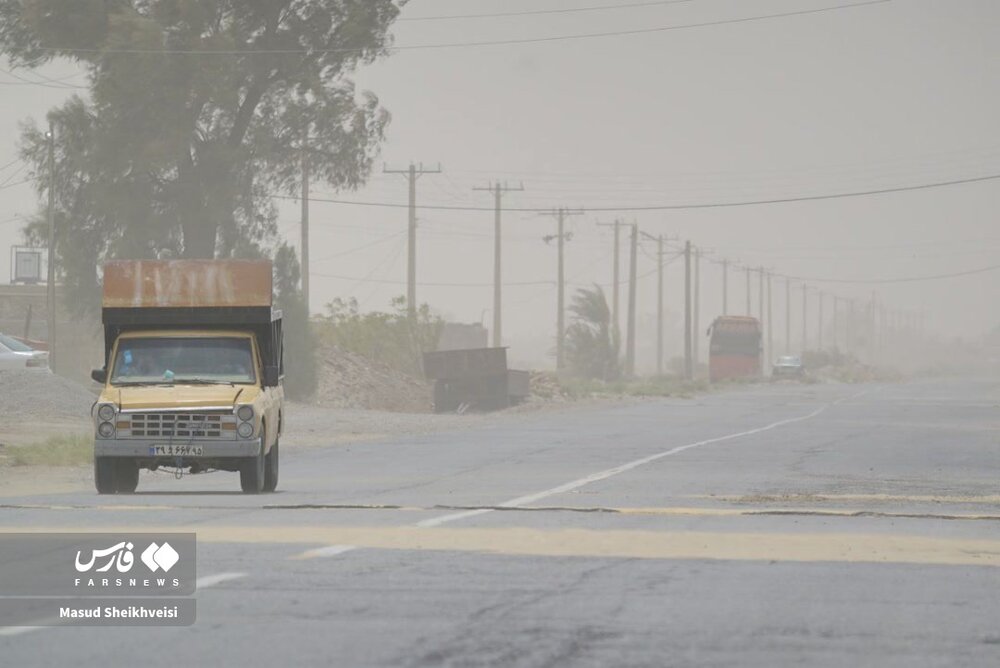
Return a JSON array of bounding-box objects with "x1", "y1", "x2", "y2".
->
[{"x1": 564, "y1": 285, "x2": 621, "y2": 380}]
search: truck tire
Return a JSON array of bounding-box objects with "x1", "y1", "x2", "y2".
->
[
  {"x1": 115, "y1": 460, "x2": 139, "y2": 494},
  {"x1": 95, "y1": 457, "x2": 117, "y2": 494},
  {"x1": 240, "y1": 440, "x2": 265, "y2": 493},
  {"x1": 95, "y1": 458, "x2": 140, "y2": 494},
  {"x1": 263, "y1": 440, "x2": 279, "y2": 493}
]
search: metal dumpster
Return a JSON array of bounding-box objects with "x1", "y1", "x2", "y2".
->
[{"x1": 423, "y1": 347, "x2": 528, "y2": 413}]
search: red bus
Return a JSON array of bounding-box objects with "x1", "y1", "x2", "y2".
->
[{"x1": 707, "y1": 316, "x2": 762, "y2": 382}]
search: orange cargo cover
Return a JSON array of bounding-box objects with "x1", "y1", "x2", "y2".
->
[{"x1": 102, "y1": 260, "x2": 272, "y2": 308}]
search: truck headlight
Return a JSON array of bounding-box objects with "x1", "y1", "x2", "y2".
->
[
  {"x1": 97, "y1": 422, "x2": 115, "y2": 438},
  {"x1": 237, "y1": 422, "x2": 254, "y2": 439},
  {"x1": 237, "y1": 405, "x2": 254, "y2": 422},
  {"x1": 97, "y1": 404, "x2": 116, "y2": 421}
]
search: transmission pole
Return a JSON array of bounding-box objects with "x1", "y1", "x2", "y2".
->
[
  {"x1": 745, "y1": 265, "x2": 751, "y2": 315},
  {"x1": 542, "y1": 208, "x2": 583, "y2": 371},
  {"x1": 657, "y1": 235, "x2": 664, "y2": 375},
  {"x1": 832, "y1": 296, "x2": 838, "y2": 351},
  {"x1": 597, "y1": 219, "x2": 623, "y2": 346},
  {"x1": 474, "y1": 181, "x2": 524, "y2": 347},
  {"x1": 684, "y1": 241, "x2": 693, "y2": 380},
  {"x1": 45, "y1": 119, "x2": 56, "y2": 371},
  {"x1": 766, "y1": 272, "x2": 773, "y2": 371},
  {"x1": 722, "y1": 258, "x2": 729, "y2": 315},
  {"x1": 625, "y1": 223, "x2": 638, "y2": 377},
  {"x1": 801, "y1": 285, "x2": 808, "y2": 353},
  {"x1": 817, "y1": 291, "x2": 824, "y2": 350},
  {"x1": 785, "y1": 277, "x2": 792, "y2": 354},
  {"x1": 757, "y1": 266, "x2": 764, "y2": 325},
  {"x1": 693, "y1": 248, "x2": 701, "y2": 367},
  {"x1": 641, "y1": 230, "x2": 672, "y2": 377},
  {"x1": 300, "y1": 127, "x2": 310, "y2": 314},
  {"x1": 384, "y1": 162, "x2": 442, "y2": 317}
]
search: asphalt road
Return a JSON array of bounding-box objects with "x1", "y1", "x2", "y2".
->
[{"x1": 1, "y1": 378, "x2": 999, "y2": 667}]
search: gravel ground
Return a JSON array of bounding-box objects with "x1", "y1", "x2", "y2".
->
[
  {"x1": 313, "y1": 343, "x2": 432, "y2": 412},
  {"x1": 0, "y1": 369, "x2": 98, "y2": 420}
]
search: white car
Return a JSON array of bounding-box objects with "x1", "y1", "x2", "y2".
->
[{"x1": 0, "y1": 333, "x2": 49, "y2": 371}]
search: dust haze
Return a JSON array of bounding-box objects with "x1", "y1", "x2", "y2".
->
[{"x1": 1, "y1": 0, "x2": 998, "y2": 375}]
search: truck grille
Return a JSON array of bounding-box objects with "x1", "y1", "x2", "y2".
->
[{"x1": 118, "y1": 412, "x2": 237, "y2": 440}]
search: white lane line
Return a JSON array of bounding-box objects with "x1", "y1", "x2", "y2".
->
[
  {"x1": 196, "y1": 572, "x2": 248, "y2": 590},
  {"x1": 289, "y1": 545, "x2": 358, "y2": 561},
  {"x1": 418, "y1": 390, "x2": 869, "y2": 528}
]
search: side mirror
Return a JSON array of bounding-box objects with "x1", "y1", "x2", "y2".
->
[
  {"x1": 91, "y1": 368, "x2": 107, "y2": 384},
  {"x1": 263, "y1": 365, "x2": 280, "y2": 387}
]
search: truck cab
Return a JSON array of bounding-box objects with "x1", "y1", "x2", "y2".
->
[{"x1": 91, "y1": 260, "x2": 284, "y2": 494}]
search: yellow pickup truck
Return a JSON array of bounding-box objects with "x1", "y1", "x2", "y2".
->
[{"x1": 90, "y1": 260, "x2": 285, "y2": 494}]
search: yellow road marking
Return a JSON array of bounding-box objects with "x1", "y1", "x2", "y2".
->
[
  {"x1": 692, "y1": 494, "x2": 1000, "y2": 505},
  {"x1": 2, "y1": 503, "x2": 999, "y2": 521},
  {"x1": 2, "y1": 525, "x2": 999, "y2": 567}
]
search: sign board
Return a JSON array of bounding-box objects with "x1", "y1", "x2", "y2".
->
[{"x1": 12, "y1": 248, "x2": 43, "y2": 284}]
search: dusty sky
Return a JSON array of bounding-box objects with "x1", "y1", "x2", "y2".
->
[{"x1": 1, "y1": 0, "x2": 998, "y2": 369}]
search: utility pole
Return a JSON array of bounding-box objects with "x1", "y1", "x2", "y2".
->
[
  {"x1": 625, "y1": 223, "x2": 638, "y2": 377},
  {"x1": 846, "y1": 299, "x2": 855, "y2": 356},
  {"x1": 785, "y1": 277, "x2": 792, "y2": 354},
  {"x1": 721, "y1": 258, "x2": 729, "y2": 315},
  {"x1": 641, "y1": 230, "x2": 671, "y2": 377},
  {"x1": 693, "y1": 248, "x2": 701, "y2": 367},
  {"x1": 832, "y1": 296, "x2": 838, "y2": 351},
  {"x1": 597, "y1": 220, "x2": 623, "y2": 345},
  {"x1": 801, "y1": 284, "x2": 808, "y2": 353},
  {"x1": 384, "y1": 162, "x2": 442, "y2": 317},
  {"x1": 817, "y1": 291, "x2": 824, "y2": 350},
  {"x1": 745, "y1": 265, "x2": 751, "y2": 315},
  {"x1": 542, "y1": 208, "x2": 583, "y2": 371},
  {"x1": 300, "y1": 127, "x2": 310, "y2": 314},
  {"x1": 657, "y1": 235, "x2": 664, "y2": 375},
  {"x1": 757, "y1": 265, "x2": 764, "y2": 357},
  {"x1": 766, "y1": 272, "x2": 773, "y2": 371},
  {"x1": 474, "y1": 181, "x2": 524, "y2": 347},
  {"x1": 684, "y1": 241, "x2": 693, "y2": 380},
  {"x1": 45, "y1": 120, "x2": 56, "y2": 371}
]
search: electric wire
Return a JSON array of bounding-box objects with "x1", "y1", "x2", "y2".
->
[
  {"x1": 399, "y1": 0, "x2": 698, "y2": 21},
  {"x1": 272, "y1": 170, "x2": 1000, "y2": 212},
  {"x1": 34, "y1": 1, "x2": 890, "y2": 55}
]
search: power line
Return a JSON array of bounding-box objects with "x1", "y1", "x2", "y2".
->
[
  {"x1": 782, "y1": 263, "x2": 1000, "y2": 285},
  {"x1": 0, "y1": 67, "x2": 87, "y2": 89},
  {"x1": 0, "y1": 157, "x2": 23, "y2": 173},
  {"x1": 36, "y1": 1, "x2": 890, "y2": 55},
  {"x1": 399, "y1": 0, "x2": 697, "y2": 21},
  {"x1": 0, "y1": 177, "x2": 31, "y2": 191},
  {"x1": 309, "y1": 230, "x2": 405, "y2": 263},
  {"x1": 272, "y1": 170, "x2": 1000, "y2": 212}
]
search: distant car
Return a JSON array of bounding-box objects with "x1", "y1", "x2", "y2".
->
[
  {"x1": 0, "y1": 333, "x2": 49, "y2": 371},
  {"x1": 772, "y1": 355, "x2": 804, "y2": 378}
]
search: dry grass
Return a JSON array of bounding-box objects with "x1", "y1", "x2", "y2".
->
[{"x1": 4, "y1": 433, "x2": 92, "y2": 467}]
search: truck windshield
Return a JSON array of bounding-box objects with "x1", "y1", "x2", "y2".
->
[{"x1": 110, "y1": 337, "x2": 256, "y2": 385}]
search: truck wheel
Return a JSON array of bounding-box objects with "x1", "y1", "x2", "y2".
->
[
  {"x1": 95, "y1": 457, "x2": 117, "y2": 494},
  {"x1": 115, "y1": 460, "x2": 139, "y2": 494},
  {"x1": 263, "y1": 440, "x2": 279, "y2": 493},
  {"x1": 240, "y1": 441, "x2": 265, "y2": 493}
]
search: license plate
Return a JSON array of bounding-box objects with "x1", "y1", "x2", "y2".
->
[{"x1": 149, "y1": 445, "x2": 204, "y2": 457}]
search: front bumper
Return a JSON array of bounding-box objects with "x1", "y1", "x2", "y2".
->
[{"x1": 94, "y1": 437, "x2": 261, "y2": 458}]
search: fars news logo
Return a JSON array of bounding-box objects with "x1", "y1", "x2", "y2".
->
[{"x1": 74, "y1": 541, "x2": 182, "y2": 589}]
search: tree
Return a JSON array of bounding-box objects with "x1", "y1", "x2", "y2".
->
[
  {"x1": 2, "y1": 0, "x2": 403, "y2": 311},
  {"x1": 564, "y1": 285, "x2": 621, "y2": 381},
  {"x1": 319, "y1": 296, "x2": 442, "y2": 378}
]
